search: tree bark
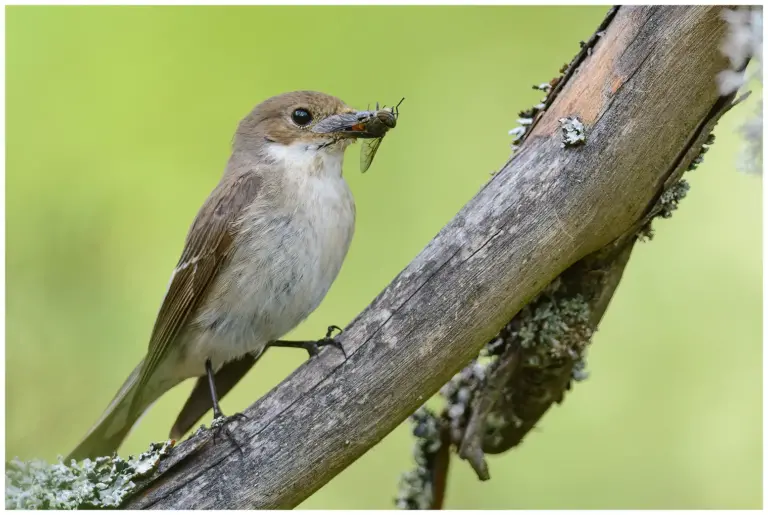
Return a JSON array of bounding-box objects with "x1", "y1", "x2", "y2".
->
[{"x1": 125, "y1": 6, "x2": 738, "y2": 509}]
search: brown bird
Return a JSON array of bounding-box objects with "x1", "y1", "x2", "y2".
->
[{"x1": 67, "y1": 91, "x2": 394, "y2": 461}]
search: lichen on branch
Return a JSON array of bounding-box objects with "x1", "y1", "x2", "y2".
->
[{"x1": 5, "y1": 441, "x2": 173, "y2": 510}]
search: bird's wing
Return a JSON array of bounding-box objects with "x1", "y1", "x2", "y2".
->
[{"x1": 131, "y1": 172, "x2": 263, "y2": 415}]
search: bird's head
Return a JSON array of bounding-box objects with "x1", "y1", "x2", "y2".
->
[{"x1": 233, "y1": 90, "x2": 381, "y2": 159}]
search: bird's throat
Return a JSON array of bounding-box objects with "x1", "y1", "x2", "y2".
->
[{"x1": 266, "y1": 140, "x2": 346, "y2": 178}]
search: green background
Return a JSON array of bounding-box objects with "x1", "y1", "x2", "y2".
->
[{"x1": 6, "y1": 6, "x2": 762, "y2": 509}]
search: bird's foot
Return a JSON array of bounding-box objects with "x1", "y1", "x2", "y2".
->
[
  {"x1": 269, "y1": 325, "x2": 347, "y2": 359},
  {"x1": 210, "y1": 412, "x2": 248, "y2": 455},
  {"x1": 312, "y1": 325, "x2": 346, "y2": 358}
]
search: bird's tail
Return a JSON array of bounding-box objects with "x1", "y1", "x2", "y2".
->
[{"x1": 66, "y1": 359, "x2": 162, "y2": 462}]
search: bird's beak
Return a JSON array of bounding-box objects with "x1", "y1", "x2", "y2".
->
[{"x1": 311, "y1": 111, "x2": 380, "y2": 139}]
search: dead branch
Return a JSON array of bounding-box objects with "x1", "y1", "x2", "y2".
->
[{"x1": 124, "y1": 6, "x2": 739, "y2": 509}]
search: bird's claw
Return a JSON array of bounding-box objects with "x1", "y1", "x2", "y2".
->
[
  {"x1": 305, "y1": 325, "x2": 346, "y2": 358},
  {"x1": 325, "y1": 325, "x2": 343, "y2": 340},
  {"x1": 317, "y1": 325, "x2": 346, "y2": 358},
  {"x1": 210, "y1": 413, "x2": 247, "y2": 456}
]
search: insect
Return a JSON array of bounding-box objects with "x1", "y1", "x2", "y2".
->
[{"x1": 356, "y1": 97, "x2": 404, "y2": 173}]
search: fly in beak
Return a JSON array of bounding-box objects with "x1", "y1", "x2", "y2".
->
[{"x1": 311, "y1": 111, "x2": 383, "y2": 139}]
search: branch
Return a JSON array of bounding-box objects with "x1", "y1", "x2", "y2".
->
[{"x1": 124, "y1": 6, "x2": 738, "y2": 509}]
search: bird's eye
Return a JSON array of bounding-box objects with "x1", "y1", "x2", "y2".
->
[{"x1": 291, "y1": 108, "x2": 313, "y2": 126}]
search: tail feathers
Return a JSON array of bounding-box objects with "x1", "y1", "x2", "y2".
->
[{"x1": 66, "y1": 360, "x2": 153, "y2": 462}]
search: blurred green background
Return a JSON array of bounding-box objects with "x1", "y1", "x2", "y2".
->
[{"x1": 6, "y1": 5, "x2": 762, "y2": 509}]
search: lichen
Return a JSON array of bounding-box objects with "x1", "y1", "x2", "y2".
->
[
  {"x1": 395, "y1": 407, "x2": 443, "y2": 510},
  {"x1": 639, "y1": 132, "x2": 716, "y2": 241},
  {"x1": 717, "y1": 6, "x2": 763, "y2": 175},
  {"x1": 509, "y1": 110, "x2": 540, "y2": 153},
  {"x1": 688, "y1": 134, "x2": 715, "y2": 171},
  {"x1": 473, "y1": 278, "x2": 593, "y2": 444},
  {"x1": 559, "y1": 116, "x2": 587, "y2": 148},
  {"x1": 656, "y1": 179, "x2": 690, "y2": 219},
  {"x1": 401, "y1": 278, "x2": 594, "y2": 475},
  {"x1": 487, "y1": 279, "x2": 591, "y2": 359},
  {"x1": 717, "y1": 7, "x2": 762, "y2": 96},
  {"x1": 5, "y1": 441, "x2": 173, "y2": 510},
  {"x1": 508, "y1": 82, "x2": 557, "y2": 153},
  {"x1": 440, "y1": 362, "x2": 487, "y2": 445}
]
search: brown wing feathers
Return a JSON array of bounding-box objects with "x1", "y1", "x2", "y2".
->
[{"x1": 130, "y1": 172, "x2": 262, "y2": 418}]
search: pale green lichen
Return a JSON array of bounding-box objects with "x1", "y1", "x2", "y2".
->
[
  {"x1": 640, "y1": 178, "x2": 691, "y2": 241},
  {"x1": 440, "y1": 362, "x2": 487, "y2": 445},
  {"x1": 640, "y1": 133, "x2": 716, "y2": 241},
  {"x1": 508, "y1": 82, "x2": 554, "y2": 154},
  {"x1": 513, "y1": 285, "x2": 592, "y2": 363},
  {"x1": 395, "y1": 407, "x2": 442, "y2": 510},
  {"x1": 472, "y1": 280, "x2": 593, "y2": 445},
  {"x1": 485, "y1": 278, "x2": 593, "y2": 392},
  {"x1": 657, "y1": 179, "x2": 691, "y2": 219},
  {"x1": 559, "y1": 116, "x2": 587, "y2": 148},
  {"x1": 717, "y1": 7, "x2": 762, "y2": 176},
  {"x1": 5, "y1": 441, "x2": 173, "y2": 510}
]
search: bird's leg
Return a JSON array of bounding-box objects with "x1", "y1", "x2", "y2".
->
[
  {"x1": 269, "y1": 325, "x2": 347, "y2": 359},
  {"x1": 206, "y1": 358, "x2": 247, "y2": 454},
  {"x1": 206, "y1": 358, "x2": 224, "y2": 419}
]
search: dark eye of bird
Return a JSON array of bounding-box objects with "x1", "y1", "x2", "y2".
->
[{"x1": 291, "y1": 108, "x2": 312, "y2": 126}]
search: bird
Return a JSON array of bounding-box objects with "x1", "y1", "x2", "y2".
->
[{"x1": 67, "y1": 90, "x2": 389, "y2": 461}]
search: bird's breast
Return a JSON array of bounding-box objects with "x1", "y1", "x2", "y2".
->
[{"x1": 196, "y1": 166, "x2": 356, "y2": 361}]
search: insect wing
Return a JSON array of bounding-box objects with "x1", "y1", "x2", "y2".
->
[{"x1": 360, "y1": 136, "x2": 384, "y2": 173}]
